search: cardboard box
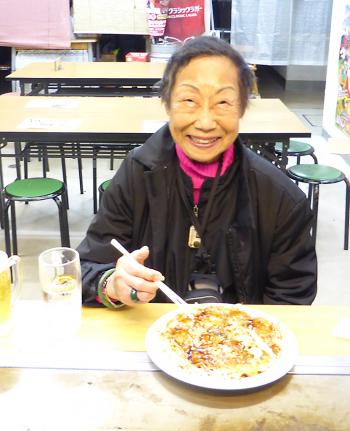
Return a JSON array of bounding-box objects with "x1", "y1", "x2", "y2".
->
[
  {"x1": 125, "y1": 52, "x2": 149, "y2": 62},
  {"x1": 100, "y1": 53, "x2": 117, "y2": 62}
]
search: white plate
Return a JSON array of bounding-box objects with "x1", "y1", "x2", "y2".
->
[{"x1": 146, "y1": 303, "x2": 298, "y2": 391}]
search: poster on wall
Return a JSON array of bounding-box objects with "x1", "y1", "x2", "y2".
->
[
  {"x1": 147, "y1": 1, "x2": 170, "y2": 37},
  {"x1": 164, "y1": 0, "x2": 205, "y2": 41},
  {"x1": 336, "y1": 3, "x2": 350, "y2": 135}
]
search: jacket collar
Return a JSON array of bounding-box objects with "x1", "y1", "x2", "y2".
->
[
  {"x1": 133, "y1": 123, "x2": 175, "y2": 170},
  {"x1": 133, "y1": 123, "x2": 248, "y2": 171}
]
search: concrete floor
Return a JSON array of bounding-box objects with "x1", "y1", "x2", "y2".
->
[{"x1": 1, "y1": 66, "x2": 349, "y2": 305}]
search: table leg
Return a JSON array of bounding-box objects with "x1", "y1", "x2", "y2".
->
[
  {"x1": 246, "y1": 139, "x2": 289, "y2": 172},
  {"x1": 280, "y1": 139, "x2": 289, "y2": 172}
]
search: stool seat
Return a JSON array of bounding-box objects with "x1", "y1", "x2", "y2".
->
[
  {"x1": 98, "y1": 179, "x2": 112, "y2": 210},
  {"x1": 100, "y1": 179, "x2": 111, "y2": 192},
  {"x1": 3, "y1": 177, "x2": 70, "y2": 255},
  {"x1": 5, "y1": 178, "x2": 64, "y2": 199},
  {"x1": 275, "y1": 140, "x2": 315, "y2": 156},
  {"x1": 288, "y1": 164, "x2": 345, "y2": 183},
  {"x1": 287, "y1": 164, "x2": 350, "y2": 250}
]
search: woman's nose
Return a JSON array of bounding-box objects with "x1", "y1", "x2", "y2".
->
[{"x1": 194, "y1": 106, "x2": 216, "y2": 130}]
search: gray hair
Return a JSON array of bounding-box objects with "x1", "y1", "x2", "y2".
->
[{"x1": 159, "y1": 36, "x2": 253, "y2": 116}]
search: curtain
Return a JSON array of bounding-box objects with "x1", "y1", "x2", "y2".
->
[
  {"x1": 0, "y1": 0, "x2": 71, "y2": 49},
  {"x1": 230, "y1": 0, "x2": 333, "y2": 66}
]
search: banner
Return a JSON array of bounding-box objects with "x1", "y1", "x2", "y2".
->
[
  {"x1": 164, "y1": 0, "x2": 205, "y2": 41},
  {"x1": 0, "y1": 0, "x2": 71, "y2": 49}
]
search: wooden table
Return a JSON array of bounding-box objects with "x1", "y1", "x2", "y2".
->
[
  {"x1": 0, "y1": 96, "x2": 310, "y2": 173},
  {"x1": 0, "y1": 302, "x2": 349, "y2": 430},
  {"x1": 0, "y1": 96, "x2": 310, "y2": 218},
  {"x1": 6, "y1": 61, "x2": 166, "y2": 96}
]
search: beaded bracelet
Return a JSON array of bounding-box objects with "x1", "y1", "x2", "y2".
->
[{"x1": 97, "y1": 268, "x2": 125, "y2": 309}]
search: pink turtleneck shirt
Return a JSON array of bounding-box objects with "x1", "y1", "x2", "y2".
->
[{"x1": 175, "y1": 145, "x2": 235, "y2": 204}]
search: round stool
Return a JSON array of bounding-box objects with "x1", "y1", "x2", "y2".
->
[
  {"x1": 287, "y1": 164, "x2": 350, "y2": 249},
  {"x1": 3, "y1": 177, "x2": 70, "y2": 255},
  {"x1": 98, "y1": 179, "x2": 111, "y2": 209},
  {"x1": 275, "y1": 140, "x2": 318, "y2": 165}
]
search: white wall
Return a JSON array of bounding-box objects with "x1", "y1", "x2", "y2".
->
[{"x1": 323, "y1": 0, "x2": 346, "y2": 138}]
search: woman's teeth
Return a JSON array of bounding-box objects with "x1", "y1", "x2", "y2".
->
[{"x1": 191, "y1": 137, "x2": 217, "y2": 144}]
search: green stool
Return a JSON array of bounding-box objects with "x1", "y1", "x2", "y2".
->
[
  {"x1": 3, "y1": 177, "x2": 70, "y2": 256},
  {"x1": 98, "y1": 179, "x2": 111, "y2": 209},
  {"x1": 275, "y1": 140, "x2": 318, "y2": 164},
  {"x1": 287, "y1": 164, "x2": 350, "y2": 249}
]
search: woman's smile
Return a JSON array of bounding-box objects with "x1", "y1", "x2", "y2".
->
[{"x1": 188, "y1": 135, "x2": 220, "y2": 147}]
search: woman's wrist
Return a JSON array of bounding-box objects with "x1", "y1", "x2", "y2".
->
[{"x1": 97, "y1": 269, "x2": 125, "y2": 309}]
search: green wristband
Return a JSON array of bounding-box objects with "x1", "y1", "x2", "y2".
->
[{"x1": 97, "y1": 269, "x2": 124, "y2": 309}]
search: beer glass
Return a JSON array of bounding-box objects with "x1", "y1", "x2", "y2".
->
[
  {"x1": 38, "y1": 247, "x2": 82, "y2": 337},
  {"x1": 0, "y1": 251, "x2": 21, "y2": 335}
]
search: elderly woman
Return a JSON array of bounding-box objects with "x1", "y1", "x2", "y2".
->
[{"x1": 77, "y1": 36, "x2": 317, "y2": 308}]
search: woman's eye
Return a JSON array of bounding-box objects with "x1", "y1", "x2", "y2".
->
[{"x1": 179, "y1": 98, "x2": 196, "y2": 107}]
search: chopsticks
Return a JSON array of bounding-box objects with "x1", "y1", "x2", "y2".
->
[{"x1": 110, "y1": 239, "x2": 191, "y2": 310}]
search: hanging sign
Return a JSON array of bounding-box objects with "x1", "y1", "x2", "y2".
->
[{"x1": 164, "y1": 0, "x2": 205, "y2": 41}]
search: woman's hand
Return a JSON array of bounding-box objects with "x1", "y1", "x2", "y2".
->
[{"x1": 106, "y1": 246, "x2": 164, "y2": 306}]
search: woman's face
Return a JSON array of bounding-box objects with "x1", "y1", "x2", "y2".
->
[{"x1": 167, "y1": 55, "x2": 242, "y2": 163}]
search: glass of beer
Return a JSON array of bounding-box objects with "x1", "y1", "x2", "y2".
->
[
  {"x1": 38, "y1": 247, "x2": 82, "y2": 338},
  {"x1": 0, "y1": 251, "x2": 21, "y2": 336}
]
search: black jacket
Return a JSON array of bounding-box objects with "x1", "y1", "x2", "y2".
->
[{"x1": 77, "y1": 125, "x2": 317, "y2": 305}]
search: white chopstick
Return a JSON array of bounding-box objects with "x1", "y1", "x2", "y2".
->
[{"x1": 110, "y1": 239, "x2": 191, "y2": 309}]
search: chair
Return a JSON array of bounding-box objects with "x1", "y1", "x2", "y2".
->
[
  {"x1": 98, "y1": 179, "x2": 111, "y2": 209},
  {"x1": 275, "y1": 140, "x2": 318, "y2": 165},
  {"x1": 287, "y1": 164, "x2": 350, "y2": 250},
  {"x1": 3, "y1": 177, "x2": 70, "y2": 255}
]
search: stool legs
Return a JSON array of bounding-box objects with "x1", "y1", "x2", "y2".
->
[
  {"x1": 311, "y1": 153, "x2": 318, "y2": 164},
  {"x1": 3, "y1": 200, "x2": 18, "y2": 256},
  {"x1": 59, "y1": 147, "x2": 69, "y2": 210},
  {"x1": 307, "y1": 184, "x2": 312, "y2": 202},
  {"x1": 310, "y1": 184, "x2": 319, "y2": 245},
  {"x1": 306, "y1": 180, "x2": 350, "y2": 250},
  {"x1": 53, "y1": 194, "x2": 70, "y2": 248},
  {"x1": 4, "y1": 192, "x2": 70, "y2": 255},
  {"x1": 10, "y1": 202, "x2": 18, "y2": 255},
  {"x1": 3, "y1": 200, "x2": 12, "y2": 256}
]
